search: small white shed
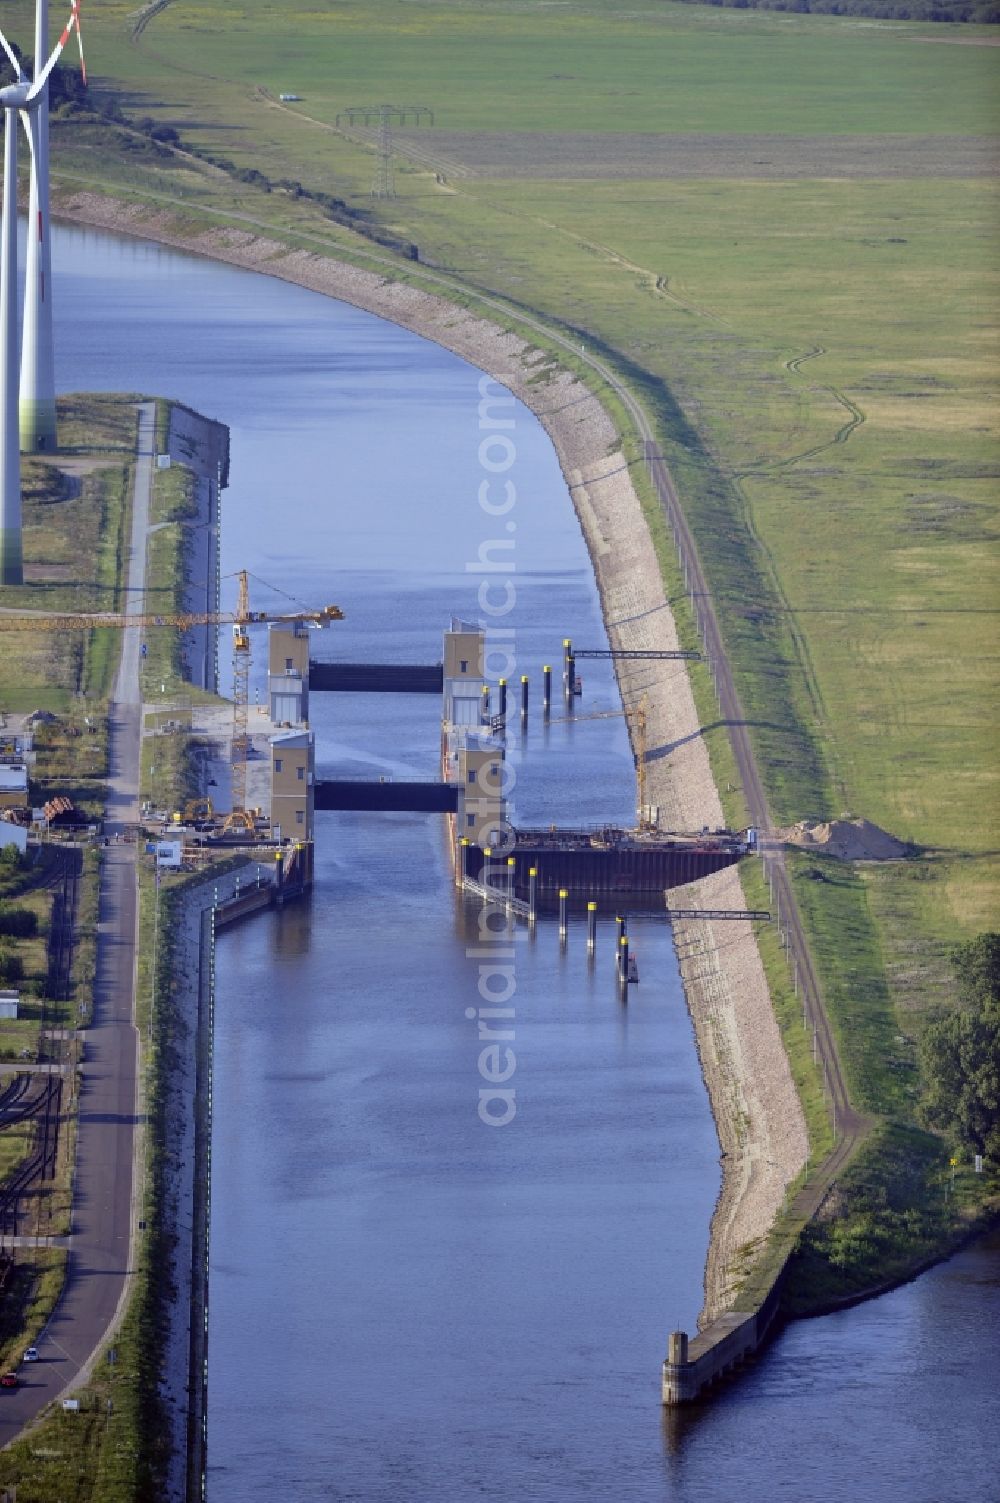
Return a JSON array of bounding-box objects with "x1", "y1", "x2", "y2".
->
[{"x1": 0, "y1": 764, "x2": 27, "y2": 808}]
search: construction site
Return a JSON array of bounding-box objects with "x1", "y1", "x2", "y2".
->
[{"x1": 3, "y1": 564, "x2": 757, "y2": 915}]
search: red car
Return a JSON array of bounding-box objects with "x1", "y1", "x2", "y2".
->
[{"x1": 0, "y1": 1373, "x2": 18, "y2": 1389}]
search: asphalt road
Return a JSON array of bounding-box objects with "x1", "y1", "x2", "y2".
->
[{"x1": 0, "y1": 403, "x2": 154, "y2": 1444}]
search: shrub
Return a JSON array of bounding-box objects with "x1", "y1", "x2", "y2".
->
[
  {"x1": 919, "y1": 933, "x2": 1000, "y2": 1161},
  {"x1": 0, "y1": 906, "x2": 37, "y2": 939},
  {"x1": 0, "y1": 949, "x2": 24, "y2": 985}
]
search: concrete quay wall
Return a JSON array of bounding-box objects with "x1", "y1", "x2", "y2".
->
[
  {"x1": 211, "y1": 884, "x2": 274, "y2": 929},
  {"x1": 662, "y1": 1256, "x2": 790, "y2": 1404}
]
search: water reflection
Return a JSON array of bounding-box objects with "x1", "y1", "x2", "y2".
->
[{"x1": 269, "y1": 895, "x2": 314, "y2": 961}]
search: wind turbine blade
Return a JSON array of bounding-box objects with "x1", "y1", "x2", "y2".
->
[
  {"x1": 19, "y1": 107, "x2": 39, "y2": 202},
  {"x1": 74, "y1": 1, "x2": 87, "y2": 87},
  {"x1": 26, "y1": 1, "x2": 81, "y2": 101},
  {"x1": 18, "y1": 108, "x2": 44, "y2": 294},
  {"x1": 21, "y1": 110, "x2": 45, "y2": 299},
  {"x1": 0, "y1": 28, "x2": 26, "y2": 83},
  {"x1": 18, "y1": 106, "x2": 37, "y2": 165}
]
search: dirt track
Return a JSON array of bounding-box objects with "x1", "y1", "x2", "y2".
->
[{"x1": 393, "y1": 129, "x2": 999, "y2": 180}]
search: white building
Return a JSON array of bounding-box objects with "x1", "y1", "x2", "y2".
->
[
  {"x1": 0, "y1": 764, "x2": 28, "y2": 810},
  {"x1": 0, "y1": 818, "x2": 26, "y2": 854}
]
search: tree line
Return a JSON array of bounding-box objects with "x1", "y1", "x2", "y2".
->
[
  {"x1": 674, "y1": 0, "x2": 999, "y2": 22},
  {"x1": 920, "y1": 933, "x2": 1000, "y2": 1162}
]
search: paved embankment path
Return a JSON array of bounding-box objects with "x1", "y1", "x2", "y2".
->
[
  {"x1": 641, "y1": 440, "x2": 870, "y2": 1168},
  {"x1": 0, "y1": 403, "x2": 154, "y2": 1445}
]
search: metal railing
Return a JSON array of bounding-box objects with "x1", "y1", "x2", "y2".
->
[{"x1": 461, "y1": 873, "x2": 531, "y2": 920}]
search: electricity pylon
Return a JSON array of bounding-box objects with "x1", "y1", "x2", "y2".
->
[{"x1": 336, "y1": 103, "x2": 434, "y2": 200}]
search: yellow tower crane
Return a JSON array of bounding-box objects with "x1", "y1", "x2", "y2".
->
[{"x1": 0, "y1": 569, "x2": 344, "y2": 826}]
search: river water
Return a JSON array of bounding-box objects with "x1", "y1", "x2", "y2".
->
[{"x1": 48, "y1": 225, "x2": 999, "y2": 1502}]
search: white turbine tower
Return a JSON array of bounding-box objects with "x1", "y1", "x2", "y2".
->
[
  {"x1": 24, "y1": 0, "x2": 86, "y2": 453},
  {"x1": 0, "y1": 0, "x2": 83, "y2": 585}
]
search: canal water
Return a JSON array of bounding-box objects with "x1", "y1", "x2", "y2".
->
[{"x1": 49, "y1": 225, "x2": 999, "y2": 1502}]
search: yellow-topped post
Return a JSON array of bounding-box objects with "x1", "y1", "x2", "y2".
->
[{"x1": 619, "y1": 933, "x2": 629, "y2": 987}]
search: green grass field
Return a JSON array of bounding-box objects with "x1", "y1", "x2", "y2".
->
[
  {"x1": 25, "y1": 1, "x2": 993, "y2": 835},
  {"x1": 0, "y1": 395, "x2": 138, "y2": 711},
  {"x1": 3, "y1": 0, "x2": 997, "y2": 1298},
  {"x1": 58, "y1": 1, "x2": 1000, "y2": 137}
]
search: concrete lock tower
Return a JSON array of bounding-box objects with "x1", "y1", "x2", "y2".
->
[{"x1": 0, "y1": 1, "x2": 85, "y2": 583}]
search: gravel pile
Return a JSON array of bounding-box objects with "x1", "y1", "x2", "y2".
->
[{"x1": 782, "y1": 817, "x2": 908, "y2": 861}]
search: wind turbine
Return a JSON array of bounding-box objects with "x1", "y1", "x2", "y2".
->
[
  {"x1": 0, "y1": 0, "x2": 84, "y2": 585},
  {"x1": 23, "y1": 0, "x2": 85, "y2": 455}
]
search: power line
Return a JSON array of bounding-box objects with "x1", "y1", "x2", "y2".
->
[{"x1": 336, "y1": 103, "x2": 434, "y2": 199}]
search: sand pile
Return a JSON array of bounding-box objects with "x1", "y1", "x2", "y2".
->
[{"x1": 782, "y1": 817, "x2": 908, "y2": 860}]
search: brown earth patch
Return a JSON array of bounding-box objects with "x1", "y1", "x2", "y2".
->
[
  {"x1": 394, "y1": 130, "x2": 999, "y2": 180},
  {"x1": 911, "y1": 34, "x2": 1000, "y2": 45},
  {"x1": 781, "y1": 817, "x2": 909, "y2": 860},
  {"x1": 23, "y1": 564, "x2": 73, "y2": 582}
]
